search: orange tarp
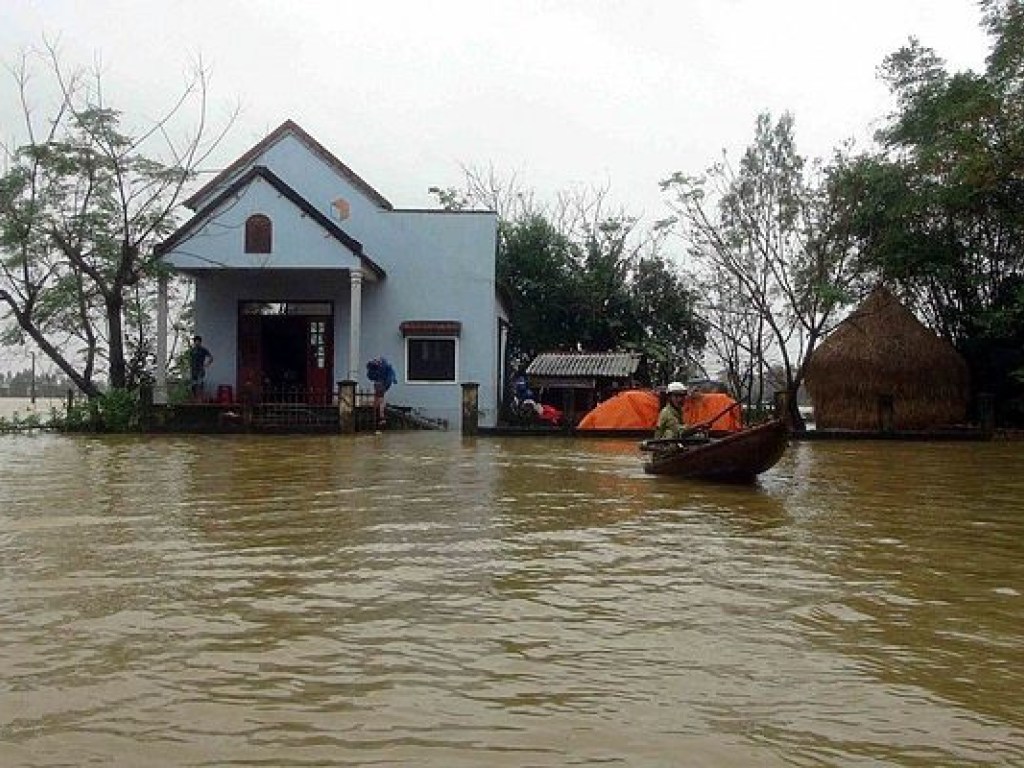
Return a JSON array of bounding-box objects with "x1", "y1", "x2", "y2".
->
[
  {"x1": 577, "y1": 389, "x2": 660, "y2": 430},
  {"x1": 683, "y1": 392, "x2": 743, "y2": 432},
  {"x1": 578, "y1": 389, "x2": 743, "y2": 432}
]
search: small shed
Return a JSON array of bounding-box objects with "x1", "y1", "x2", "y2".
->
[
  {"x1": 805, "y1": 288, "x2": 970, "y2": 430},
  {"x1": 526, "y1": 351, "x2": 642, "y2": 425}
]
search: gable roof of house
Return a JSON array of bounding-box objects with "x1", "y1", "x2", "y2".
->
[
  {"x1": 155, "y1": 165, "x2": 386, "y2": 279},
  {"x1": 185, "y1": 119, "x2": 394, "y2": 211}
]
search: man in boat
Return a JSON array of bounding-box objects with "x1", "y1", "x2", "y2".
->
[{"x1": 654, "y1": 381, "x2": 688, "y2": 439}]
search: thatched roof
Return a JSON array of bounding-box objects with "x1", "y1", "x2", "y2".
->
[{"x1": 805, "y1": 287, "x2": 969, "y2": 430}]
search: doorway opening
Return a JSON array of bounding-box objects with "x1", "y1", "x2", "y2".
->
[{"x1": 237, "y1": 301, "x2": 334, "y2": 404}]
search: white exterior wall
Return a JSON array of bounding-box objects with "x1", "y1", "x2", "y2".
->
[{"x1": 163, "y1": 128, "x2": 499, "y2": 427}]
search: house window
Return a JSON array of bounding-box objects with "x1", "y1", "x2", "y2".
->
[
  {"x1": 406, "y1": 337, "x2": 457, "y2": 382},
  {"x1": 245, "y1": 214, "x2": 272, "y2": 253}
]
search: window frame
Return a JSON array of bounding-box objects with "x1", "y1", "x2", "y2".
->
[{"x1": 404, "y1": 335, "x2": 459, "y2": 384}]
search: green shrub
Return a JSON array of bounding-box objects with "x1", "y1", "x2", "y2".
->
[
  {"x1": 96, "y1": 388, "x2": 141, "y2": 431},
  {"x1": 54, "y1": 388, "x2": 142, "y2": 432}
]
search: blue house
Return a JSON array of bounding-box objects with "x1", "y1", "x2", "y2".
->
[{"x1": 155, "y1": 120, "x2": 503, "y2": 427}]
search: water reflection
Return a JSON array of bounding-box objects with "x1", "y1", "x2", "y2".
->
[{"x1": 0, "y1": 432, "x2": 1021, "y2": 766}]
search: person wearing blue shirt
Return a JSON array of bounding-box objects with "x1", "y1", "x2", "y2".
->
[
  {"x1": 513, "y1": 369, "x2": 534, "y2": 402},
  {"x1": 367, "y1": 357, "x2": 397, "y2": 427}
]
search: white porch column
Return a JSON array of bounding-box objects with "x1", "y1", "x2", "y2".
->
[
  {"x1": 348, "y1": 269, "x2": 363, "y2": 381},
  {"x1": 155, "y1": 273, "x2": 169, "y2": 404}
]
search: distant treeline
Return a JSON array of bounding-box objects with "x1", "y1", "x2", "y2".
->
[{"x1": 0, "y1": 368, "x2": 76, "y2": 398}]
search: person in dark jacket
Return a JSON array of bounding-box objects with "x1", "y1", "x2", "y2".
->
[{"x1": 189, "y1": 335, "x2": 213, "y2": 400}]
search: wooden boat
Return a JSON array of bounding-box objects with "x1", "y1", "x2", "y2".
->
[{"x1": 639, "y1": 419, "x2": 788, "y2": 482}]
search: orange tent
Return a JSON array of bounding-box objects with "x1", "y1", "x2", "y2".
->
[
  {"x1": 683, "y1": 392, "x2": 743, "y2": 432},
  {"x1": 577, "y1": 389, "x2": 660, "y2": 430}
]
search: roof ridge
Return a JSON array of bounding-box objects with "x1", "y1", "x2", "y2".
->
[
  {"x1": 184, "y1": 119, "x2": 393, "y2": 211},
  {"x1": 156, "y1": 165, "x2": 386, "y2": 279}
]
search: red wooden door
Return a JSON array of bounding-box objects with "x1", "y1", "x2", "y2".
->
[
  {"x1": 306, "y1": 318, "x2": 332, "y2": 404},
  {"x1": 237, "y1": 314, "x2": 262, "y2": 403}
]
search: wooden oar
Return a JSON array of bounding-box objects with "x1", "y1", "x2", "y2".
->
[{"x1": 639, "y1": 400, "x2": 741, "y2": 451}]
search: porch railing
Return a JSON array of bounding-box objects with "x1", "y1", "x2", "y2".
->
[
  {"x1": 231, "y1": 384, "x2": 335, "y2": 406},
  {"x1": 185, "y1": 384, "x2": 445, "y2": 431}
]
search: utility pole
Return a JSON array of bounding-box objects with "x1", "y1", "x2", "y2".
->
[{"x1": 30, "y1": 350, "x2": 36, "y2": 404}]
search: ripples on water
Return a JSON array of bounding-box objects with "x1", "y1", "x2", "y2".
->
[{"x1": 0, "y1": 432, "x2": 1022, "y2": 766}]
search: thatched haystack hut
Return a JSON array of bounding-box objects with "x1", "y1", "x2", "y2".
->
[{"x1": 805, "y1": 288, "x2": 969, "y2": 430}]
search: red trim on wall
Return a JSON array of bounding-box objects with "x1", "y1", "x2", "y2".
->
[{"x1": 400, "y1": 320, "x2": 461, "y2": 336}]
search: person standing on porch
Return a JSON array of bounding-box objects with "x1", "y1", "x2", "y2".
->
[
  {"x1": 367, "y1": 356, "x2": 397, "y2": 427},
  {"x1": 189, "y1": 335, "x2": 213, "y2": 401}
]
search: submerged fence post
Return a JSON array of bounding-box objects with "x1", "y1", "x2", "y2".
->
[
  {"x1": 139, "y1": 382, "x2": 154, "y2": 431},
  {"x1": 878, "y1": 394, "x2": 895, "y2": 434},
  {"x1": 978, "y1": 392, "x2": 995, "y2": 438},
  {"x1": 773, "y1": 391, "x2": 789, "y2": 427},
  {"x1": 338, "y1": 380, "x2": 356, "y2": 434},
  {"x1": 461, "y1": 382, "x2": 479, "y2": 436}
]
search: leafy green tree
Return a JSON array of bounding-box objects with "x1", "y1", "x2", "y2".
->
[
  {"x1": 433, "y1": 169, "x2": 707, "y2": 380},
  {"x1": 572, "y1": 218, "x2": 637, "y2": 352},
  {"x1": 691, "y1": 272, "x2": 770, "y2": 410},
  {"x1": 497, "y1": 215, "x2": 579, "y2": 362},
  {"x1": 661, "y1": 112, "x2": 863, "y2": 430},
  {"x1": 836, "y1": 0, "x2": 1024, "y2": 421},
  {"x1": 561, "y1": 215, "x2": 707, "y2": 382},
  {"x1": 627, "y1": 252, "x2": 707, "y2": 384},
  {"x1": 0, "y1": 45, "x2": 234, "y2": 398}
]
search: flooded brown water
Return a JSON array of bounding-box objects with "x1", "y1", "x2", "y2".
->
[
  {"x1": 1, "y1": 432, "x2": 1022, "y2": 767},
  {"x1": 0, "y1": 397, "x2": 66, "y2": 422}
]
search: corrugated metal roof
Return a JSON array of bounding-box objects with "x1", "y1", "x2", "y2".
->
[{"x1": 526, "y1": 352, "x2": 641, "y2": 379}]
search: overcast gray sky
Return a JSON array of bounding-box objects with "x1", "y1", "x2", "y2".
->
[
  {"x1": 0, "y1": 1, "x2": 995, "y2": 372},
  {"x1": 3, "y1": 1, "x2": 992, "y2": 215}
]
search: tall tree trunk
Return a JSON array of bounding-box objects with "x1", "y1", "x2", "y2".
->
[{"x1": 106, "y1": 294, "x2": 127, "y2": 390}]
